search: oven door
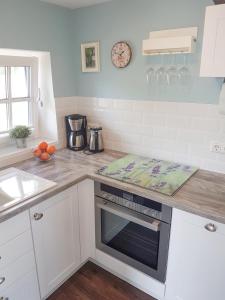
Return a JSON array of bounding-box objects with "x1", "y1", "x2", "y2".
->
[{"x1": 95, "y1": 196, "x2": 171, "y2": 283}]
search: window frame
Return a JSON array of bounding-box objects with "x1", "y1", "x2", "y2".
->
[{"x1": 0, "y1": 56, "x2": 38, "y2": 137}]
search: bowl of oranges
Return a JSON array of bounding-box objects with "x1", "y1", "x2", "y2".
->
[{"x1": 33, "y1": 141, "x2": 56, "y2": 162}]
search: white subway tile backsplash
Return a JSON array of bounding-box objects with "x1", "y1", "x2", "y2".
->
[
  {"x1": 133, "y1": 100, "x2": 155, "y2": 113},
  {"x1": 55, "y1": 97, "x2": 225, "y2": 174},
  {"x1": 191, "y1": 118, "x2": 221, "y2": 133},
  {"x1": 143, "y1": 113, "x2": 166, "y2": 127}
]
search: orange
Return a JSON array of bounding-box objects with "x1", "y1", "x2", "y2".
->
[
  {"x1": 47, "y1": 145, "x2": 56, "y2": 155},
  {"x1": 38, "y1": 141, "x2": 48, "y2": 151},
  {"x1": 40, "y1": 152, "x2": 50, "y2": 161},
  {"x1": 33, "y1": 148, "x2": 42, "y2": 158}
]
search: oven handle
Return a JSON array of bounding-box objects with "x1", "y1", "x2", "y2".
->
[{"x1": 97, "y1": 199, "x2": 160, "y2": 232}]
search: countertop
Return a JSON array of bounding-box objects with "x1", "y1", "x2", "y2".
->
[{"x1": 0, "y1": 148, "x2": 225, "y2": 224}]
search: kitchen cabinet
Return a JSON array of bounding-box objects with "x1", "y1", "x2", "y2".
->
[
  {"x1": 78, "y1": 179, "x2": 95, "y2": 262},
  {"x1": 200, "y1": 4, "x2": 225, "y2": 77},
  {"x1": 0, "y1": 211, "x2": 40, "y2": 300},
  {"x1": 165, "y1": 209, "x2": 225, "y2": 300},
  {"x1": 30, "y1": 185, "x2": 81, "y2": 299},
  {"x1": 0, "y1": 270, "x2": 40, "y2": 300}
]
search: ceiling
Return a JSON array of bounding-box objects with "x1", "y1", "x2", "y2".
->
[{"x1": 41, "y1": 0, "x2": 112, "y2": 9}]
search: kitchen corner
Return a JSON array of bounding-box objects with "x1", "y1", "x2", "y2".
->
[{"x1": 1, "y1": 148, "x2": 225, "y2": 300}]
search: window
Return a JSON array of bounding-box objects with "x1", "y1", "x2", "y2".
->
[{"x1": 0, "y1": 56, "x2": 38, "y2": 135}]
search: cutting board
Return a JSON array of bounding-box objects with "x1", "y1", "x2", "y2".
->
[{"x1": 97, "y1": 154, "x2": 198, "y2": 196}]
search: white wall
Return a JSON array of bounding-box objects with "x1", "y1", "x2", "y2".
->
[{"x1": 55, "y1": 97, "x2": 225, "y2": 174}]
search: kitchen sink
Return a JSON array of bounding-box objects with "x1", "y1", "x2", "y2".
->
[{"x1": 0, "y1": 167, "x2": 56, "y2": 212}]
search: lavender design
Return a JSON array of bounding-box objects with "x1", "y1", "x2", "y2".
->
[
  {"x1": 151, "y1": 165, "x2": 161, "y2": 176},
  {"x1": 122, "y1": 161, "x2": 136, "y2": 172},
  {"x1": 150, "y1": 181, "x2": 167, "y2": 190}
]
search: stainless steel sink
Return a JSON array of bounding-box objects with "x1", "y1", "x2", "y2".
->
[{"x1": 0, "y1": 168, "x2": 56, "y2": 212}]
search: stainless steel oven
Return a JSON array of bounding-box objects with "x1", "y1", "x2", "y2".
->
[{"x1": 95, "y1": 182, "x2": 172, "y2": 283}]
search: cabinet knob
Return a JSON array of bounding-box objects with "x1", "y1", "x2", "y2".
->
[
  {"x1": 0, "y1": 277, "x2": 5, "y2": 285},
  {"x1": 33, "y1": 213, "x2": 44, "y2": 221},
  {"x1": 205, "y1": 223, "x2": 217, "y2": 232}
]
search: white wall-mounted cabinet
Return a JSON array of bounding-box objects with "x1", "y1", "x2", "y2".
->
[
  {"x1": 200, "y1": 4, "x2": 225, "y2": 77},
  {"x1": 143, "y1": 27, "x2": 198, "y2": 55},
  {"x1": 30, "y1": 185, "x2": 81, "y2": 299},
  {"x1": 165, "y1": 209, "x2": 225, "y2": 300}
]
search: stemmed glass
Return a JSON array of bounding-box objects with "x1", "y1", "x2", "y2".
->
[
  {"x1": 155, "y1": 55, "x2": 167, "y2": 85},
  {"x1": 166, "y1": 55, "x2": 179, "y2": 86},
  {"x1": 146, "y1": 66, "x2": 155, "y2": 85},
  {"x1": 178, "y1": 55, "x2": 190, "y2": 85}
]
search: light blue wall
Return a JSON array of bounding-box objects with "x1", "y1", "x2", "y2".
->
[
  {"x1": 0, "y1": 0, "x2": 76, "y2": 97},
  {"x1": 71, "y1": 0, "x2": 223, "y2": 103},
  {"x1": 0, "y1": 0, "x2": 222, "y2": 103}
]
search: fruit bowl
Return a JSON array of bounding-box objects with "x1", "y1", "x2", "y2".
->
[
  {"x1": 36, "y1": 154, "x2": 55, "y2": 162},
  {"x1": 33, "y1": 142, "x2": 56, "y2": 162}
]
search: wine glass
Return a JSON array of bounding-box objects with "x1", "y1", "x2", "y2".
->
[
  {"x1": 166, "y1": 55, "x2": 179, "y2": 86},
  {"x1": 146, "y1": 66, "x2": 155, "y2": 85},
  {"x1": 178, "y1": 55, "x2": 191, "y2": 85},
  {"x1": 155, "y1": 55, "x2": 167, "y2": 85}
]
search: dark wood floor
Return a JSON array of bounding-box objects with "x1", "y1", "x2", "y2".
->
[{"x1": 48, "y1": 262, "x2": 156, "y2": 300}]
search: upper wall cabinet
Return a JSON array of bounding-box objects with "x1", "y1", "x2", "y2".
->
[{"x1": 200, "y1": 4, "x2": 225, "y2": 77}]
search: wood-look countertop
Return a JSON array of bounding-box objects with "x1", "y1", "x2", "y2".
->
[{"x1": 0, "y1": 148, "x2": 225, "y2": 224}]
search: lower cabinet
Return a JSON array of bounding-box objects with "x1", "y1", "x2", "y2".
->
[
  {"x1": 0, "y1": 211, "x2": 40, "y2": 300},
  {"x1": 165, "y1": 209, "x2": 225, "y2": 300},
  {"x1": 77, "y1": 179, "x2": 95, "y2": 263},
  {"x1": 30, "y1": 185, "x2": 81, "y2": 299},
  {"x1": 0, "y1": 270, "x2": 40, "y2": 300}
]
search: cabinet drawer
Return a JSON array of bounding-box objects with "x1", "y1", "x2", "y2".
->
[
  {"x1": 0, "y1": 269, "x2": 40, "y2": 300},
  {"x1": 173, "y1": 209, "x2": 225, "y2": 236},
  {"x1": 0, "y1": 211, "x2": 30, "y2": 246},
  {"x1": 0, "y1": 230, "x2": 33, "y2": 270},
  {"x1": 0, "y1": 251, "x2": 36, "y2": 292}
]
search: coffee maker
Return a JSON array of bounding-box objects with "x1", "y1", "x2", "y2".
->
[{"x1": 65, "y1": 114, "x2": 87, "y2": 151}]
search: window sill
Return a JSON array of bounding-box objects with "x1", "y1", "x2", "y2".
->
[{"x1": 0, "y1": 137, "x2": 57, "y2": 169}]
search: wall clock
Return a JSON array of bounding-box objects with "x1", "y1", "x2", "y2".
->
[{"x1": 111, "y1": 41, "x2": 132, "y2": 68}]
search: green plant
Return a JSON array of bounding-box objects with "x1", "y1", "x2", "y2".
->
[{"x1": 9, "y1": 125, "x2": 32, "y2": 139}]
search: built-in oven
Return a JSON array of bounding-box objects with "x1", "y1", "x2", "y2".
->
[{"x1": 95, "y1": 182, "x2": 172, "y2": 283}]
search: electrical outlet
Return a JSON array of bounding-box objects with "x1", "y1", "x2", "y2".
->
[{"x1": 210, "y1": 142, "x2": 225, "y2": 154}]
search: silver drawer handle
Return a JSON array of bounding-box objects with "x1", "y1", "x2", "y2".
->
[
  {"x1": 0, "y1": 277, "x2": 5, "y2": 285},
  {"x1": 205, "y1": 223, "x2": 217, "y2": 232},
  {"x1": 33, "y1": 213, "x2": 44, "y2": 221}
]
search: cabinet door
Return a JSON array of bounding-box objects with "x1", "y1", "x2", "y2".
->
[
  {"x1": 0, "y1": 270, "x2": 40, "y2": 300},
  {"x1": 78, "y1": 179, "x2": 95, "y2": 263},
  {"x1": 30, "y1": 185, "x2": 81, "y2": 299},
  {"x1": 200, "y1": 4, "x2": 225, "y2": 77},
  {"x1": 165, "y1": 209, "x2": 225, "y2": 300}
]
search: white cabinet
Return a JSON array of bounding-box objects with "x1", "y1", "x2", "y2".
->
[
  {"x1": 200, "y1": 4, "x2": 225, "y2": 77},
  {"x1": 30, "y1": 185, "x2": 81, "y2": 299},
  {"x1": 77, "y1": 179, "x2": 95, "y2": 263},
  {"x1": 0, "y1": 270, "x2": 40, "y2": 300},
  {"x1": 165, "y1": 209, "x2": 225, "y2": 300},
  {"x1": 0, "y1": 211, "x2": 40, "y2": 300}
]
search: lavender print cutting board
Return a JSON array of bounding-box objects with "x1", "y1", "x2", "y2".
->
[{"x1": 97, "y1": 154, "x2": 198, "y2": 196}]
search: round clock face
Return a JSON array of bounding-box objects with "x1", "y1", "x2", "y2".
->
[{"x1": 111, "y1": 42, "x2": 132, "y2": 68}]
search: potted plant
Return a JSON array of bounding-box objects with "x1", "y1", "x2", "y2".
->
[{"x1": 9, "y1": 125, "x2": 32, "y2": 148}]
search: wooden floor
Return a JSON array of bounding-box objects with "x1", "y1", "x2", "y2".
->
[{"x1": 48, "y1": 262, "x2": 156, "y2": 300}]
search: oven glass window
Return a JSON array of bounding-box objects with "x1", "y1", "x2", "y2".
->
[{"x1": 101, "y1": 210, "x2": 160, "y2": 270}]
